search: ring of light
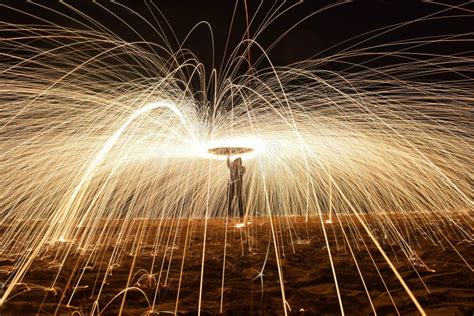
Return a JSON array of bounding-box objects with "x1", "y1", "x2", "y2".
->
[{"x1": 207, "y1": 146, "x2": 254, "y2": 156}]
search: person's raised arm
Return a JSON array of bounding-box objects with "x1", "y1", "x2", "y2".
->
[{"x1": 226, "y1": 154, "x2": 231, "y2": 168}]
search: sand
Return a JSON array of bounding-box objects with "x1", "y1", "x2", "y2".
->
[{"x1": 0, "y1": 216, "x2": 472, "y2": 315}]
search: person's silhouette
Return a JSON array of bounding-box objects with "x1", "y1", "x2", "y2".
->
[{"x1": 226, "y1": 155, "x2": 245, "y2": 218}]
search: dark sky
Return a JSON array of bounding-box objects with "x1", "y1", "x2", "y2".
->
[{"x1": 1, "y1": 0, "x2": 473, "y2": 72}]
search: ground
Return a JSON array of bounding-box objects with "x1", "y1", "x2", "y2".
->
[{"x1": 0, "y1": 215, "x2": 472, "y2": 315}]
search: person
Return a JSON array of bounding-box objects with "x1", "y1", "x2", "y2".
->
[{"x1": 226, "y1": 155, "x2": 245, "y2": 218}]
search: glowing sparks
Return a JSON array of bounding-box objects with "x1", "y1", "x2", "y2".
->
[{"x1": 0, "y1": 1, "x2": 472, "y2": 315}]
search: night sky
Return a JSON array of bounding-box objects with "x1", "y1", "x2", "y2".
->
[{"x1": 1, "y1": 0, "x2": 472, "y2": 74}]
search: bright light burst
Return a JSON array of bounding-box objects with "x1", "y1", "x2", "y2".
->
[{"x1": 0, "y1": 1, "x2": 472, "y2": 315}]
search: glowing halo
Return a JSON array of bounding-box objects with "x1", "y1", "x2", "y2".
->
[
  {"x1": 199, "y1": 137, "x2": 264, "y2": 160},
  {"x1": 208, "y1": 146, "x2": 254, "y2": 156}
]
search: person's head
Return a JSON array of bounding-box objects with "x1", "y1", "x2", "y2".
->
[{"x1": 234, "y1": 157, "x2": 242, "y2": 166}]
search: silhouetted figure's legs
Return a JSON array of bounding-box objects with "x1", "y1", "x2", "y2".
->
[
  {"x1": 227, "y1": 181, "x2": 235, "y2": 217},
  {"x1": 236, "y1": 182, "x2": 244, "y2": 218}
]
